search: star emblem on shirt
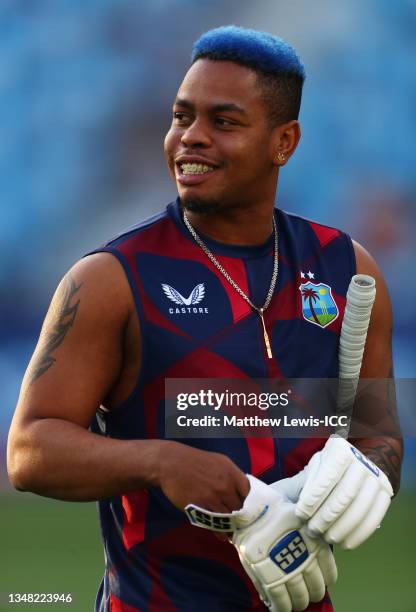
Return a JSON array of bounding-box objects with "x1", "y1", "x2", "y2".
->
[{"x1": 301, "y1": 270, "x2": 315, "y2": 279}]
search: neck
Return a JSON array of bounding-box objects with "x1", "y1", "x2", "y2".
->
[{"x1": 182, "y1": 200, "x2": 277, "y2": 246}]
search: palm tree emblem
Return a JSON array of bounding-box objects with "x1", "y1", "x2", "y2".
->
[
  {"x1": 299, "y1": 282, "x2": 339, "y2": 328},
  {"x1": 301, "y1": 287, "x2": 320, "y2": 324}
]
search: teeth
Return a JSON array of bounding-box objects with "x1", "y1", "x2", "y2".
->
[{"x1": 181, "y1": 163, "x2": 214, "y2": 175}]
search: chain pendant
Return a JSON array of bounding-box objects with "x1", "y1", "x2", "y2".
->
[
  {"x1": 259, "y1": 310, "x2": 273, "y2": 359},
  {"x1": 182, "y1": 211, "x2": 278, "y2": 362}
]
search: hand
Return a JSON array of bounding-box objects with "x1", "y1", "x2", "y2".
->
[
  {"x1": 270, "y1": 470, "x2": 307, "y2": 504},
  {"x1": 157, "y1": 441, "x2": 249, "y2": 512},
  {"x1": 295, "y1": 436, "x2": 393, "y2": 549},
  {"x1": 185, "y1": 475, "x2": 337, "y2": 612}
]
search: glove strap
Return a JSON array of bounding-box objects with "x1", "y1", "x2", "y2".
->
[
  {"x1": 185, "y1": 505, "x2": 240, "y2": 532},
  {"x1": 185, "y1": 474, "x2": 280, "y2": 532}
]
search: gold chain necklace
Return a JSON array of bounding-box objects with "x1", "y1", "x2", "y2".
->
[{"x1": 183, "y1": 210, "x2": 278, "y2": 359}]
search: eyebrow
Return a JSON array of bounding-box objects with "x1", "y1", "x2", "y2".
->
[{"x1": 174, "y1": 97, "x2": 247, "y2": 115}]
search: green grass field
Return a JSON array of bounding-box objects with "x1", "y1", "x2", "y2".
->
[
  {"x1": 1, "y1": 492, "x2": 415, "y2": 611},
  {"x1": 306, "y1": 313, "x2": 336, "y2": 326}
]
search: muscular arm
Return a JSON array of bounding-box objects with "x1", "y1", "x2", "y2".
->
[
  {"x1": 7, "y1": 254, "x2": 159, "y2": 500},
  {"x1": 7, "y1": 253, "x2": 248, "y2": 507},
  {"x1": 350, "y1": 241, "x2": 403, "y2": 495}
]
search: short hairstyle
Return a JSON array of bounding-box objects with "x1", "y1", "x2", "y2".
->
[{"x1": 191, "y1": 26, "x2": 305, "y2": 126}]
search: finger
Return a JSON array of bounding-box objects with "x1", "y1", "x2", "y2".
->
[
  {"x1": 204, "y1": 501, "x2": 232, "y2": 513},
  {"x1": 303, "y1": 560, "x2": 326, "y2": 603},
  {"x1": 307, "y1": 461, "x2": 367, "y2": 535},
  {"x1": 286, "y1": 573, "x2": 310, "y2": 611},
  {"x1": 267, "y1": 583, "x2": 292, "y2": 612},
  {"x1": 296, "y1": 439, "x2": 351, "y2": 520},
  {"x1": 236, "y1": 473, "x2": 251, "y2": 503},
  {"x1": 223, "y1": 480, "x2": 249, "y2": 512},
  {"x1": 222, "y1": 494, "x2": 244, "y2": 513},
  {"x1": 341, "y1": 490, "x2": 391, "y2": 550},
  {"x1": 317, "y1": 545, "x2": 338, "y2": 586},
  {"x1": 271, "y1": 471, "x2": 307, "y2": 503},
  {"x1": 325, "y1": 475, "x2": 379, "y2": 544}
]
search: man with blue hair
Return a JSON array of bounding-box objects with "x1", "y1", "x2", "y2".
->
[{"x1": 8, "y1": 26, "x2": 402, "y2": 611}]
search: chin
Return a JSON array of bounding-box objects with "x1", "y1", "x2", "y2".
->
[{"x1": 180, "y1": 196, "x2": 224, "y2": 215}]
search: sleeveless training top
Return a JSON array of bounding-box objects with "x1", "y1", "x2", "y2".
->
[{"x1": 89, "y1": 199, "x2": 356, "y2": 612}]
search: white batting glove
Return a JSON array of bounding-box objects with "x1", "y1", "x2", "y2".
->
[
  {"x1": 270, "y1": 470, "x2": 308, "y2": 504},
  {"x1": 186, "y1": 475, "x2": 337, "y2": 612},
  {"x1": 295, "y1": 436, "x2": 393, "y2": 550}
]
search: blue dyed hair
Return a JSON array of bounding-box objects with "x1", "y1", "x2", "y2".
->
[{"x1": 191, "y1": 26, "x2": 305, "y2": 125}]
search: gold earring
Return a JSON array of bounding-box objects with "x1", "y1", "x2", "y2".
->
[{"x1": 277, "y1": 152, "x2": 285, "y2": 162}]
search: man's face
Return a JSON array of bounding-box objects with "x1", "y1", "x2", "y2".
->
[{"x1": 164, "y1": 60, "x2": 278, "y2": 213}]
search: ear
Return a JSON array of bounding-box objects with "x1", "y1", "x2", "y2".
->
[{"x1": 271, "y1": 120, "x2": 301, "y2": 167}]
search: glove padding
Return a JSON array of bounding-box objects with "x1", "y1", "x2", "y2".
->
[
  {"x1": 186, "y1": 475, "x2": 337, "y2": 612},
  {"x1": 295, "y1": 436, "x2": 393, "y2": 550}
]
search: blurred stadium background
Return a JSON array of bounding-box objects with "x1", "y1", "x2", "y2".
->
[{"x1": 0, "y1": 1, "x2": 415, "y2": 610}]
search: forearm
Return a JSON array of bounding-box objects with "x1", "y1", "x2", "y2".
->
[
  {"x1": 351, "y1": 436, "x2": 403, "y2": 495},
  {"x1": 7, "y1": 417, "x2": 167, "y2": 501}
]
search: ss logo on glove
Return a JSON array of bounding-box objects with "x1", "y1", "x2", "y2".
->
[
  {"x1": 270, "y1": 531, "x2": 308, "y2": 573},
  {"x1": 186, "y1": 506, "x2": 233, "y2": 532}
]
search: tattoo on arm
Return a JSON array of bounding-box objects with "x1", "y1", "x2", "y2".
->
[
  {"x1": 355, "y1": 438, "x2": 403, "y2": 495},
  {"x1": 352, "y1": 350, "x2": 403, "y2": 494},
  {"x1": 29, "y1": 276, "x2": 82, "y2": 383}
]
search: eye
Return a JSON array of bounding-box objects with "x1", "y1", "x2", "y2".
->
[
  {"x1": 215, "y1": 116, "x2": 235, "y2": 127},
  {"x1": 173, "y1": 111, "x2": 191, "y2": 125}
]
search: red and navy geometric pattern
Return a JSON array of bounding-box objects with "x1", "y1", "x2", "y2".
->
[{"x1": 90, "y1": 199, "x2": 356, "y2": 611}]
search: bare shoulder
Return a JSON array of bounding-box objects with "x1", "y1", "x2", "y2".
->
[
  {"x1": 352, "y1": 239, "x2": 391, "y2": 317},
  {"x1": 60, "y1": 251, "x2": 133, "y2": 316},
  {"x1": 353, "y1": 240, "x2": 383, "y2": 280},
  {"x1": 15, "y1": 251, "x2": 136, "y2": 427},
  {"x1": 31, "y1": 251, "x2": 134, "y2": 373}
]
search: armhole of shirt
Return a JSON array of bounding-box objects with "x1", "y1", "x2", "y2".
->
[
  {"x1": 344, "y1": 232, "x2": 357, "y2": 279},
  {"x1": 84, "y1": 246, "x2": 148, "y2": 412}
]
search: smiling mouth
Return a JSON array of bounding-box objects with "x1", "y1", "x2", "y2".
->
[
  {"x1": 175, "y1": 160, "x2": 219, "y2": 185},
  {"x1": 180, "y1": 162, "x2": 215, "y2": 175}
]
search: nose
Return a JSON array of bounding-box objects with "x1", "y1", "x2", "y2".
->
[{"x1": 180, "y1": 118, "x2": 212, "y2": 148}]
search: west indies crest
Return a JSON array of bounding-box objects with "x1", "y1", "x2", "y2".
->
[{"x1": 299, "y1": 281, "x2": 339, "y2": 328}]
